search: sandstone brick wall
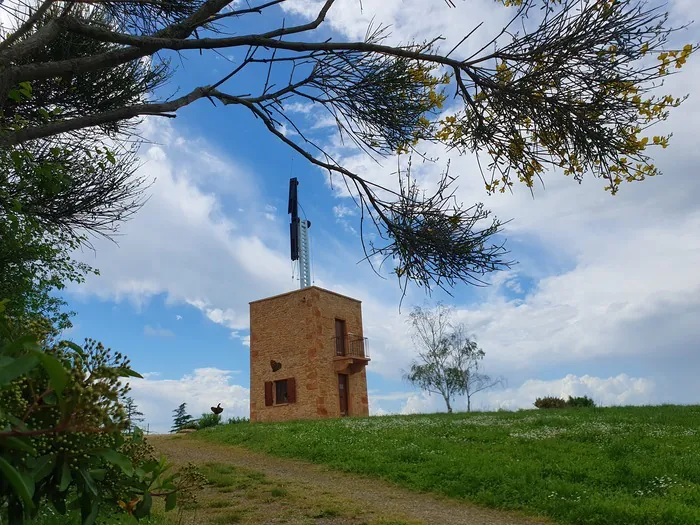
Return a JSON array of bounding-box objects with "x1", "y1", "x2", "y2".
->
[{"x1": 249, "y1": 286, "x2": 369, "y2": 423}]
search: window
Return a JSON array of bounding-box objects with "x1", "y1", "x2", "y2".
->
[
  {"x1": 265, "y1": 378, "x2": 295, "y2": 406},
  {"x1": 335, "y1": 319, "x2": 346, "y2": 356},
  {"x1": 275, "y1": 380, "x2": 288, "y2": 404}
]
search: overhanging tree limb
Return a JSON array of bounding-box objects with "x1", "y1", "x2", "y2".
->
[{"x1": 1, "y1": 0, "x2": 695, "y2": 295}]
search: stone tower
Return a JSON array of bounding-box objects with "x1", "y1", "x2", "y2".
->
[{"x1": 249, "y1": 286, "x2": 370, "y2": 423}]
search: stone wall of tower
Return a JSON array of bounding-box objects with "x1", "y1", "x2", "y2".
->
[{"x1": 249, "y1": 286, "x2": 369, "y2": 423}]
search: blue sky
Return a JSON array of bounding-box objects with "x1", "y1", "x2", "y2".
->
[{"x1": 13, "y1": 0, "x2": 698, "y2": 432}]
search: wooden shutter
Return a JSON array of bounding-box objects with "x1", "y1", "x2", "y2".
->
[
  {"x1": 287, "y1": 378, "x2": 296, "y2": 404},
  {"x1": 264, "y1": 381, "x2": 273, "y2": 406}
]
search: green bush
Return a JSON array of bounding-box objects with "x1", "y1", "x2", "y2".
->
[
  {"x1": 534, "y1": 396, "x2": 568, "y2": 409},
  {"x1": 197, "y1": 413, "x2": 222, "y2": 430},
  {"x1": 0, "y1": 305, "x2": 206, "y2": 524},
  {"x1": 225, "y1": 417, "x2": 250, "y2": 425},
  {"x1": 534, "y1": 395, "x2": 597, "y2": 409},
  {"x1": 566, "y1": 395, "x2": 596, "y2": 408}
]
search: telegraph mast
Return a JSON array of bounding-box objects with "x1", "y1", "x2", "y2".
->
[{"x1": 288, "y1": 178, "x2": 311, "y2": 289}]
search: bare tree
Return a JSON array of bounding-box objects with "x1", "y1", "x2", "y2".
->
[
  {"x1": 404, "y1": 303, "x2": 503, "y2": 412},
  {"x1": 1, "y1": 0, "x2": 695, "y2": 294},
  {"x1": 450, "y1": 326, "x2": 505, "y2": 412}
]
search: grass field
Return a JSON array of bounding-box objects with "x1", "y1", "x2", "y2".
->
[{"x1": 196, "y1": 405, "x2": 700, "y2": 525}]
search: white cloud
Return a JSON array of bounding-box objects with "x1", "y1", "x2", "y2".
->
[
  {"x1": 143, "y1": 324, "x2": 175, "y2": 338},
  {"x1": 58, "y1": 0, "x2": 700, "y2": 412},
  {"x1": 282, "y1": 0, "x2": 511, "y2": 56},
  {"x1": 398, "y1": 374, "x2": 657, "y2": 414},
  {"x1": 229, "y1": 331, "x2": 251, "y2": 347},
  {"x1": 401, "y1": 391, "x2": 445, "y2": 415},
  {"x1": 128, "y1": 368, "x2": 249, "y2": 434},
  {"x1": 175, "y1": 315, "x2": 183, "y2": 321},
  {"x1": 333, "y1": 205, "x2": 356, "y2": 218},
  {"x1": 69, "y1": 119, "x2": 295, "y2": 332},
  {"x1": 300, "y1": 2, "x2": 700, "y2": 408},
  {"x1": 368, "y1": 398, "x2": 389, "y2": 416},
  {"x1": 283, "y1": 102, "x2": 314, "y2": 114},
  {"x1": 481, "y1": 374, "x2": 657, "y2": 411}
]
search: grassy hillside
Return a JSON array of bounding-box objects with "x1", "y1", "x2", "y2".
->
[{"x1": 196, "y1": 405, "x2": 700, "y2": 525}]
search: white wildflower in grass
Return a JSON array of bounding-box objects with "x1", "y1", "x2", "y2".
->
[
  {"x1": 634, "y1": 476, "x2": 683, "y2": 498},
  {"x1": 510, "y1": 427, "x2": 569, "y2": 440}
]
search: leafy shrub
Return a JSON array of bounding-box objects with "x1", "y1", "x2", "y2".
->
[
  {"x1": 0, "y1": 305, "x2": 206, "y2": 524},
  {"x1": 180, "y1": 420, "x2": 199, "y2": 431},
  {"x1": 197, "y1": 413, "x2": 222, "y2": 430},
  {"x1": 534, "y1": 396, "x2": 568, "y2": 409},
  {"x1": 566, "y1": 395, "x2": 596, "y2": 408},
  {"x1": 534, "y1": 395, "x2": 597, "y2": 409},
  {"x1": 226, "y1": 417, "x2": 250, "y2": 425}
]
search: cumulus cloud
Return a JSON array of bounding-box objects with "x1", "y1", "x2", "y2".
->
[
  {"x1": 482, "y1": 374, "x2": 657, "y2": 411},
  {"x1": 143, "y1": 324, "x2": 175, "y2": 338},
  {"x1": 128, "y1": 368, "x2": 249, "y2": 434},
  {"x1": 291, "y1": 0, "x2": 700, "y2": 408},
  {"x1": 368, "y1": 398, "x2": 389, "y2": 416},
  {"x1": 57, "y1": 0, "x2": 700, "y2": 417},
  {"x1": 399, "y1": 374, "x2": 657, "y2": 414},
  {"x1": 68, "y1": 119, "x2": 295, "y2": 331}
]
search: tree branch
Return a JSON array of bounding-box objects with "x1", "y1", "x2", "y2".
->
[{"x1": 0, "y1": 0, "x2": 54, "y2": 53}]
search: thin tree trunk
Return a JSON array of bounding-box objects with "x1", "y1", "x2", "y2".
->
[
  {"x1": 444, "y1": 396, "x2": 452, "y2": 413},
  {"x1": 467, "y1": 394, "x2": 471, "y2": 413}
]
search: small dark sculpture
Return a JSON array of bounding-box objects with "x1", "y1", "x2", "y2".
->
[
  {"x1": 270, "y1": 359, "x2": 282, "y2": 372},
  {"x1": 211, "y1": 403, "x2": 223, "y2": 415}
]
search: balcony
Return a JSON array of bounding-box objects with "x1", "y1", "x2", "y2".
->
[{"x1": 332, "y1": 336, "x2": 370, "y2": 373}]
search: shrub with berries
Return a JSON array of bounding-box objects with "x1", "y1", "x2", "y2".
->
[{"x1": 0, "y1": 303, "x2": 206, "y2": 524}]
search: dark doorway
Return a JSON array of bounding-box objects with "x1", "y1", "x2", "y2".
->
[
  {"x1": 338, "y1": 374, "x2": 349, "y2": 416},
  {"x1": 335, "y1": 319, "x2": 346, "y2": 356}
]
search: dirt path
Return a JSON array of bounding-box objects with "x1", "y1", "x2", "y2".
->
[{"x1": 150, "y1": 435, "x2": 550, "y2": 525}]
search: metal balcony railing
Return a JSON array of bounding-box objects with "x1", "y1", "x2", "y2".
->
[{"x1": 333, "y1": 336, "x2": 369, "y2": 359}]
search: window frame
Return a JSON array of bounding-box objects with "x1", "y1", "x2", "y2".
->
[{"x1": 274, "y1": 379, "x2": 289, "y2": 404}]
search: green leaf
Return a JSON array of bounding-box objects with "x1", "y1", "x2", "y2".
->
[
  {"x1": 18, "y1": 81, "x2": 32, "y2": 97},
  {"x1": 59, "y1": 462, "x2": 72, "y2": 492},
  {"x1": 80, "y1": 493, "x2": 99, "y2": 525},
  {"x1": 98, "y1": 449, "x2": 134, "y2": 476},
  {"x1": 105, "y1": 149, "x2": 116, "y2": 164},
  {"x1": 1, "y1": 437, "x2": 37, "y2": 455},
  {"x1": 52, "y1": 492, "x2": 67, "y2": 514},
  {"x1": 8, "y1": 89, "x2": 22, "y2": 103},
  {"x1": 119, "y1": 367, "x2": 143, "y2": 378},
  {"x1": 132, "y1": 426, "x2": 144, "y2": 444},
  {"x1": 79, "y1": 467, "x2": 98, "y2": 497},
  {"x1": 29, "y1": 349, "x2": 68, "y2": 398},
  {"x1": 31, "y1": 454, "x2": 56, "y2": 481},
  {"x1": 88, "y1": 468, "x2": 106, "y2": 481},
  {"x1": 44, "y1": 392, "x2": 58, "y2": 405},
  {"x1": 0, "y1": 457, "x2": 35, "y2": 510},
  {"x1": 99, "y1": 366, "x2": 143, "y2": 379},
  {"x1": 2, "y1": 334, "x2": 38, "y2": 354},
  {"x1": 61, "y1": 340, "x2": 85, "y2": 358},
  {"x1": 133, "y1": 492, "x2": 152, "y2": 519},
  {"x1": 165, "y1": 491, "x2": 177, "y2": 511},
  {"x1": 0, "y1": 355, "x2": 39, "y2": 387},
  {"x1": 140, "y1": 459, "x2": 159, "y2": 474}
]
